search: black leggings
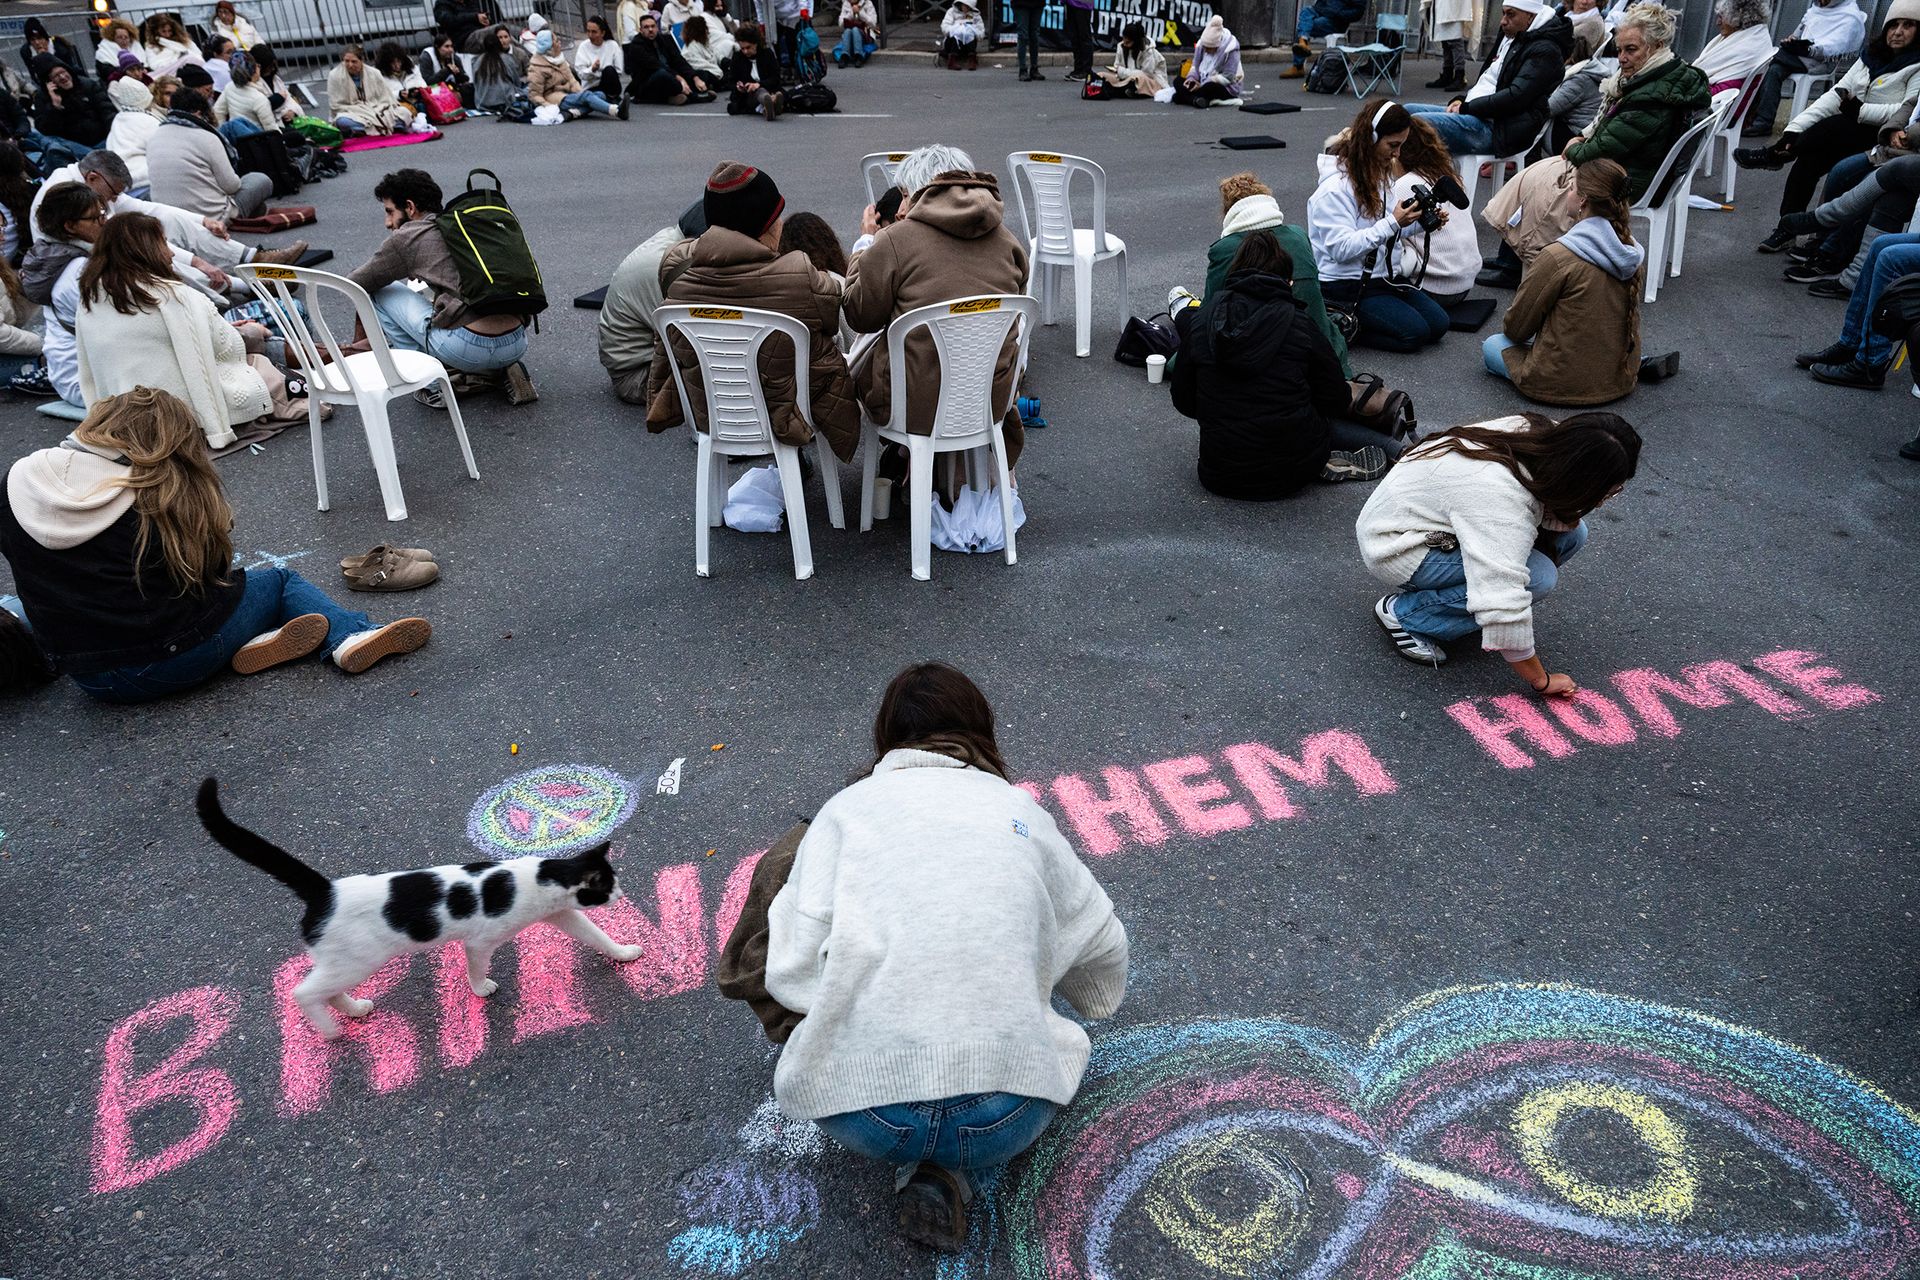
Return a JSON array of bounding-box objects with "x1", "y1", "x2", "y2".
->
[
  {"x1": 1780, "y1": 114, "x2": 1878, "y2": 216},
  {"x1": 1172, "y1": 80, "x2": 1233, "y2": 106}
]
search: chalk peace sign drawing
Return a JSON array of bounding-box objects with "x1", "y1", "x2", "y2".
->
[{"x1": 466, "y1": 764, "x2": 640, "y2": 857}]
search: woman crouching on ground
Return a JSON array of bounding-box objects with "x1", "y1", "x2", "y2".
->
[
  {"x1": 764, "y1": 662, "x2": 1129, "y2": 1252},
  {"x1": 1356, "y1": 411, "x2": 1640, "y2": 692}
]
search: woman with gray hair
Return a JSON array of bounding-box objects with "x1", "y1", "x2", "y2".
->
[{"x1": 1693, "y1": 0, "x2": 1774, "y2": 94}]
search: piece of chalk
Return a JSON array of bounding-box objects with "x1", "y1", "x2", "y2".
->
[
  {"x1": 711, "y1": 744, "x2": 725, "y2": 751},
  {"x1": 510, "y1": 744, "x2": 519, "y2": 754},
  {"x1": 704, "y1": 848, "x2": 717, "y2": 857}
]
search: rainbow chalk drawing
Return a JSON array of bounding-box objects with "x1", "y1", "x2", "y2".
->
[
  {"x1": 670, "y1": 1090, "x2": 824, "y2": 1277},
  {"x1": 466, "y1": 764, "x2": 640, "y2": 857},
  {"x1": 973, "y1": 983, "x2": 1920, "y2": 1280}
]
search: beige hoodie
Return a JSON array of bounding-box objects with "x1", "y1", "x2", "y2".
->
[{"x1": 6, "y1": 440, "x2": 134, "y2": 550}]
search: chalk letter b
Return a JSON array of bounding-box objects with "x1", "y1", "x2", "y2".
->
[{"x1": 92, "y1": 986, "x2": 240, "y2": 1193}]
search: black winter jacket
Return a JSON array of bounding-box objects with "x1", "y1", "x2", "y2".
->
[
  {"x1": 721, "y1": 47, "x2": 782, "y2": 95},
  {"x1": 1170, "y1": 269, "x2": 1351, "y2": 500},
  {"x1": 626, "y1": 31, "x2": 699, "y2": 84},
  {"x1": 33, "y1": 77, "x2": 112, "y2": 146},
  {"x1": 1460, "y1": 13, "x2": 1574, "y2": 156},
  {"x1": 435, "y1": 0, "x2": 490, "y2": 49}
]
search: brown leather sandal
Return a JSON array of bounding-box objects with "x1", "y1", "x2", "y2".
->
[{"x1": 345, "y1": 552, "x2": 440, "y2": 592}]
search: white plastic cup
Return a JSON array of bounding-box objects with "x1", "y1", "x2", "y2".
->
[{"x1": 1146, "y1": 353, "x2": 1167, "y2": 384}]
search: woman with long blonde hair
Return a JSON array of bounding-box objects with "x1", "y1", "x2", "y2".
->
[{"x1": 0, "y1": 388, "x2": 429, "y2": 703}]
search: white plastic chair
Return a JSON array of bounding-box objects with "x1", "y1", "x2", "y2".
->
[
  {"x1": 1629, "y1": 107, "x2": 1725, "y2": 302},
  {"x1": 1005, "y1": 151, "x2": 1127, "y2": 359},
  {"x1": 859, "y1": 151, "x2": 909, "y2": 206},
  {"x1": 654, "y1": 304, "x2": 845, "y2": 581},
  {"x1": 233, "y1": 264, "x2": 478, "y2": 523},
  {"x1": 1786, "y1": 69, "x2": 1832, "y2": 121},
  {"x1": 856, "y1": 294, "x2": 1035, "y2": 582},
  {"x1": 1699, "y1": 58, "x2": 1772, "y2": 200},
  {"x1": 1458, "y1": 115, "x2": 1553, "y2": 209}
]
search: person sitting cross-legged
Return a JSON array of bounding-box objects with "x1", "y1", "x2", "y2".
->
[
  {"x1": 721, "y1": 23, "x2": 783, "y2": 119},
  {"x1": 625, "y1": 10, "x2": 712, "y2": 106},
  {"x1": 527, "y1": 27, "x2": 624, "y2": 119}
]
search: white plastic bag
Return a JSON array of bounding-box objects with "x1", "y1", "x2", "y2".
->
[
  {"x1": 1152, "y1": 86, "x2": 1176, "y2": 103},
  {"x1": 531, "y1": 103, "x2": 563, "y2": 126},
  {"x1": 723, "y1": 465, "x2": 786, "y2": 533},
  {"x1": 930, "y1": 482, "x2": 1025, "y2": 553}
]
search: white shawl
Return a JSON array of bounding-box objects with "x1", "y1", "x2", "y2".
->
[{"x1": 75, "y1": 282, "x2": 265, "y2": 450}]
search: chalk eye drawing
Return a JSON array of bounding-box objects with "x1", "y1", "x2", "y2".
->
[
  {"x1": 466, "y1": 764, "x2": 640, "y2": 857},
  {"x1": 669, "y1": 1095, "x2": 824, "y2": 1277},
  {"x1": 980, "y1": 983, "x2": 1920, "y2": 1280}
]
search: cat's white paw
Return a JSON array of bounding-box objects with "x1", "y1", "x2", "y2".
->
[
  {"x1": 340, "y1": 997, "x2": 374, "y2": 1018},
  {"x1": 609, "y1": 944, "x2": 643, "y2": 963},
  {"x1": 471, "y1": 978, "x2": 498, "y2": 997},
  {"x1": 316, "y1": 1022, "x2": 344, "y2": 1040}
]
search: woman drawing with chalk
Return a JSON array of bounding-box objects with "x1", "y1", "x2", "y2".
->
[{"x1": 1355, "y1": 412, "x2": 1641, "y2": 692}]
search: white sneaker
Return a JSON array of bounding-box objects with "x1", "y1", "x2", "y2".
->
[
  {"x1": 332, "y1": 617, "x2": 432, "y2": 673},
  {"x1": 1166, "y1": 286, "x2": 1200, "y2": 316},
  {"x1": 1374, "y1": 595, "x2": 1446, "y2": 666}
]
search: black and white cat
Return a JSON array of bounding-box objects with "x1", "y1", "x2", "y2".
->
[{"x1": 197, "y1": 778, "x2": 643, "y2": 1039}]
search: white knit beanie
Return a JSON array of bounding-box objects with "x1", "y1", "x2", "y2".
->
[
  {"x1": 1198, "y1": 15, "x2": 1225, "y2": 47},
  {"x1": 1885, "y1": 0, "x2": 1920, "y2": 29}
]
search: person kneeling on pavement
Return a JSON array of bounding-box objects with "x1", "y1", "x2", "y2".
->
[
  {"x1": 349, "y1": 168, "x2": 538, "y2": 408},
  {"x1": 1170, "y1": 229, "x2": 1393, "y2": 498}
]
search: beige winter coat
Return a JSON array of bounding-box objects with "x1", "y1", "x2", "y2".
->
[
  {"x1": 645, "y1": 228, "x2": 861, "y2": 461},
  {"x1": 1500, "y1": 241, "x2": 1641, "y2": 405},
  {"x1": 526, "y1": 53, "x2": 582, "y2": 105},
  {"x1": 841, "y1": 170, "x2": 1031, "y2": 466}
]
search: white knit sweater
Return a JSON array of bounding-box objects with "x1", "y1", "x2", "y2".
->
[
  {"x1": 765, "y1": 749, "x2": 1129, "y2": 1120},
  {"x1": 75, "y1": 282, "x2": 268, "y2": 449},
  {"x1": 1355, "y1": 415, "x2": 1547, "y2": 653}
]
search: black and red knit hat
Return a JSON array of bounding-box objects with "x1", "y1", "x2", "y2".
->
[{"x1": 702, "y1": 163, "x2": 785, "y2": 239}]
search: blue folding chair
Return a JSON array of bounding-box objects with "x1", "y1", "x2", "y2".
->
[{"x1": 1327, "y1": 12, "x2": 1407, "y2": 98}]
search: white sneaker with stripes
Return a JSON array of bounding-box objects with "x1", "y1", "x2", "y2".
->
[{"x1": 1374, "y1": 595, "x2": 1446, "y2": 666}]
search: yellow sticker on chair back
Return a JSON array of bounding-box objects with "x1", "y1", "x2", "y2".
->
[
  {"x1": 1027, "y1": 152, "x2": 1063, "y2": 164},
  {"x1": 887, "y1": 152, "x2": 907, "y2": 160},
  {"x1": 690, "y1": 307, "x2": 744, "y2": 320},
  {"x1": 948, "y1": 298, "x2": 1002, "y2": 315},
  {"x1": 252, "y1": 266, "x2": 298, "y2": 280}
]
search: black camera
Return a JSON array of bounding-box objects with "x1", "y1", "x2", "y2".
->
[{"x1": 1407, "y1": 183, "x2": 1445, "y2": 234}]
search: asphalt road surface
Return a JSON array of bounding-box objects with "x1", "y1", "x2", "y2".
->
[{"x1": 3, "y1": 62, "x2": 1917, "y2": 1280}]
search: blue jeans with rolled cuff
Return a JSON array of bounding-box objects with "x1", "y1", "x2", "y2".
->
[
  {"x1": 559, "y1": 89, "x2": 617, "y2": 116},
  {"x1": 1391, "y1": 522, "x2": 1588, "y2": 643},
  {"x1": 816, "y1": 1092, "x2": 1058, "y2": 1194}
]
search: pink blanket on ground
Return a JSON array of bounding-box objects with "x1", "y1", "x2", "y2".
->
[{"x1": 339, "y1": 129, "x2": 443, "y2": 152}]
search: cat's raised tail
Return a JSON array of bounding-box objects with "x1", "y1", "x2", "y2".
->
[{"x1": 197, "y1": 777, "x2": 333, "y2": 914}]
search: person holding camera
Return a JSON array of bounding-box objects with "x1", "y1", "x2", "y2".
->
[
  {"x1": 1307, "y1": 99, "x2": 1450, "y2": 353},
  {"x1": 1736, "y1": 2, "x2": 1920, "y2": 241},
  {"x1": 1391, "y1": 118, "x2": 1477, "y2": 304},
  {"x1": 1739, "y1": 0, "x2": 1866, "y2": 138}
]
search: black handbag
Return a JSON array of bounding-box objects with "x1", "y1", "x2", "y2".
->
[
  {"x1": 1870, "y1": 271, "x2": 1920, "y2": 341},
  {"x1": 1113, "y1": 313, "x2": 1178, "y2": 366}
]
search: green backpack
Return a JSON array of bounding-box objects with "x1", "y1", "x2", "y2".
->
[
  {"x1": 435, "y1": 168, "x2": 547, "y2": 320},
  {"x1": 288, "y1": 115, "x2": 343, "y2": 146}
]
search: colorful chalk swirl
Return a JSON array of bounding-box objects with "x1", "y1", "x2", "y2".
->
[{"x1": 1000, "y1": 984, "x2": 1920, "y2": 1279}]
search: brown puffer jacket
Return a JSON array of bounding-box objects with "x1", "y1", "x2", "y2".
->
[
  {"x1": 1499, "y1": 240, "x2": 1641, "y2": 407},
  {"x1": 842, "y1": 170, "x2": 1031, "y2": 467},
  {"x1": 525, "y1": 53, "x2": 583, "y2": 106},
  {"x1": 645, "y1": 228, "x2": 860, "y2": 461}
]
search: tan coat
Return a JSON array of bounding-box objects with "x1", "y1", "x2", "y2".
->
[
  {"x1": 525, "y1": 53, "x2": 582, "y2": 106},
  {"x1": 1500, "y1": 241, "x2": 1641, "y2": 406},
  {"x1": 645, "y1": 228, "x2": 860, "y2": 461},
  {"x1": 842, "y1": 170, "x2": 1030, "y2": 467}
]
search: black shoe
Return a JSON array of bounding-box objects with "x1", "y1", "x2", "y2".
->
[
  {"x1": 1445, "y1": 73, "x2": 1467, "y2": 91},
  {"x1": 1017, "y1": 69, "x2": 1030, "y2": 80},
  {"x1": 1786, "y1": 239, "x2": 1820, "y2": 263},
  {"x1": 8, "y1": 362, "x2": 54, "y2": 396},
  {"x1": 1900, "y1": 434, "x2": 1920, "y2": 460},
  {"x1": 1810, "y1": 358, "x2": 1888, "y2": 388},
  {"x1": 616, "y1": 94, "x2": 630, "y2": 120},
  {"x1": 1475, "y1": 264, "x2": 1521, "y2": 289},
  {"x1": 1425, "y1": 72, "x2": 1454, "y2": 88},
  {"x1": 1776, "y1": 210, "x2": 1821, "y2": 238},
  {"x1": 1756, "y1": 228, "x2": 1798, "y2": 253},
  {"x1": 896, "y1": 1164, "x2": 968, "y2": 1253},
  {"x1": 1638, "y1": 350, "x2": 1680, "y2": 383},
  {"x1": 1808, "y1": 278, "x2": 1853, "y2": 299},
  {"x1": 1783, "y1": 255, "x2": 1845, "y2": 282},
  {"x1": 1029, "y1": 69, "x2": 1045, "y2": 79},
  {"x1": 1795, "y1": 340, "x2": 1853, "y2": 369},
  {"x1": 1733, "y1": 146, "x2": 1786, "y2": 171}
]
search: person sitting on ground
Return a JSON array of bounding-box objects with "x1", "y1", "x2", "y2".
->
[
  {"x1": 20, "y1": 18, "x2": 89, "y2": 85},
  {"x1": 843, "y1": 145, "x2": 1032, "y2": 468},
  {"x1": 20, "y1": 183, "x2": 100, "y2": 408},
  {"x1": 139, "y1": 14, "x2": 204, "y2": 77},
  {"x1": 1741, "y1": 0, "x2": 1866, "y2": 137},
  {"x1": 248, "y1": 45, "x2": 300, "y2": 122},
  {"x1": 779, "y1": 211, "x2": 849, "y2": 282},
  {"x1": 1289, "y1": 0, "x2": 1366, "y2": 77},
  {"x1": 1484, "y1": 158, "x2": 1678, "y2": 404},
  {"x1": 150, "y1": 74, "x2": 181, "y2": 112},
  {"x1": 1096, "y1": 22, "x2": 1168, "y2": 97},
  {"x1": 466, "y1": 23, "x2": 530, "y2": 111},
  {"x1": 202, "y1": 37, "x2": 238, "y2": 91},
  {"x1": 327, "y1": 43, "x2": 415, "y2": 135},
  {"x1": 626, "y1": 11, "x2": 711, "y2": 106},
  {"x1": 0, "y1": 143, "x2": 34, "y2": 266},
  {"x1": 645, "y1": 163, "x2": 859, "y2": 461},
  {"x1": 436, "y1": 0, "x2": 493, "y2": 53},
  {"x1": 1406, "y1": 0, "x2": 1572, "y2": 157},
  {"x1": 764, "y1": 661, "x2": 1128, "y2": 1255},
  {"x1": 1176, "y1": 16, "x2": 1244, "y2": 106},
  {"x1": 0, "y1": 388, "x2": 430, "y2": 704},
  {"x1": 0, "y1": 255, "x2": 41, "y2": 360},
  {"x1": 1308, "y1": 100, "x2": 1450, "y2": 353},
  {"x1": 573, "y1": 16, "x2": 625, "y2": 100},
  {"x1": 215, "y1": 51, "x2": 282, "y2": 138},
  {"x1": 107, "y1": 77, "x2": 162, "y2": 193},
  {"x1": 1391, "y1": 117, "x2": 1479, "y2": 305},
  {"x1": 1171, "y1": 230, "x2": 1392, "y2": 498},
  {"x1": 349, "y1": 168, "x2": 537, "y2": 406},
  {"x1": 722, "y1": 23, "x2": 783, "y2": 119},
  {"x1": 147, "y1": 87, "x2": 273, "y2": 221},
  {"x1": 374, "y1": 41, "x2": 429, "y2": 95},
  {"x1": 96, "y1": 19, "x2": 145, "y2": 77},
  {"x1": 680, "y1": 15, "x2": 738, "y2": 84},
  {"x1": 31, "y1": 55, "x2": 114, "y2": 150},
  {"x1": 1736, "y1": 1, "x2": 1920, "y2": 246},
  {"x1": 1694, "y1": 0, "x2": 1774, "y2": 95},
  {"x1": 1771, "y1": 104, "x2": 1920, "y2": 292},
  {"x1": 73, "y1": 212, "x2": 303, "y2": 450},
  {"x1": 1794, "y1": 230, "x2": 1920, "y2": 391},
  {"x1": 518, "y1": 11, "x2": 552, "y2": 54},
  {"x1": 1358, "y1": 410, "x2": 1639, "y2": 685},
  {"x1": 419, "y1": 33, "x2": 475, "y2": 96},
  {"x1": 528, "y1": 27, "x2": 624, "y2": 119},
  {"x1": 940, "y1": 0, "x2": 985, "y2": 70},
  {"x1": 212, "y1": 2, "x2": 262, "y2": 51},
  {"x1": 836, "y1": 0, "x2": 878, "y2": 66},
  {"x1": 600, "y1": 200, "x2": 705, "y2": 404}
]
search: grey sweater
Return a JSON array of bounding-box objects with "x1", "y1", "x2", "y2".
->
[
  {"x1": 765, "y1": 749, "x2": 1129, "y2": 1120},
  {"x1": 146, "y1": 120, "x2": 244, "y2": 220}
]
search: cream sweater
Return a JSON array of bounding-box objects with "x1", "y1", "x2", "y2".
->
[
  {"x1": 215, "y1": 79, "x2": 281, "y2": 133},
  {"x1": 75, "y1": 282, "x2": 268, "y2": 449},
  {"x1": 765, "y1": 749, "x2": 1129, "y2": 1120},
  {"x1": 1355, "y1": 415, "x2": 1547, "y2": 653}
]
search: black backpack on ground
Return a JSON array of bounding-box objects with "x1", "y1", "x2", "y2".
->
[
  {"x1": 1306, "y1": 53, "x2": 1347, "y2": 94},
  {"x1": 435, "y1": 167, "x2": 547, "y2": 320},
  {"x1": 782, "y1": 83, "x2": 837, "y2": 113},
  {"x1": 232, "y1": 130, "x2": 302, "y2": 197}
]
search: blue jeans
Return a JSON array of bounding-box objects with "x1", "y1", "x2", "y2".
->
[
  {"x1": 1405, "y1": 102, "x2": 1496, "y2": 155},
  {"x1": 23, "y1": 129, "x2": 92, "y2": 176},
  {"x1": 1839, "y1": 234, "x2": 1920, "y2": 366},
  {"x1": 835, "y1": 27, "x2": 876, "y2": 60},
  {"x1": 371, "y1": 282, "x2": 529, "y2": 374},
  {"x1": 559, "y1": 89, "x2": 616, "y2": 116},
  {"x1": 333, "y1": 115, "x2": 366, "y2": 134},
  {"x1": 64, "y1": 568, "x2": 370, "y2": 704},
  {"x1": 1392, "y1": 522, "x2": 1589, "y2": 642},
  {"x1": 816, "y1": 1093, "x2": 1058, "y2": 1194},
  {"x1": 219, "y1": 118, "x2": 265, "y2": 140},
  {"x1": 1484, "y1": 332, "x2": 1518, "y2": 377},
  {"x1": 1296, "y1": 3, "x2": 1360, "y2": 62}
]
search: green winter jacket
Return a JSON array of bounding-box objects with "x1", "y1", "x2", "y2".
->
[
  {"x1": 1564, "y1": 55, "x2": 1710, "y2": 201},
  {"x1": 1206, "y1": 218, "x2": 1353, "y2": 379}
]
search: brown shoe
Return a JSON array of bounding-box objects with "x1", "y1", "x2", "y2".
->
[
  {"x1": 895, "y1": 1164, "x2": 968, "y2": 1253},
  {"x1": 253, "y1": 240, "x2": 310, "y2": 266},
  {"x1": 502, "y1": 360, "x2": 538, "y2": 405},
  {"x1": 231, "y1": 612, "x2": 329, "y2": 674},
  {"x1": 763, "y1": 90, "x2": 782, "y2": 121},
  {"x1": 340, "y1": 544, "x2": 433, "y2": 573},
  {"x1": 1280, "y1": 65, "x2": 1306, "y2": 78},
  {"x1": 345, "y1": 551, "x2": 440, "y2": 592},
  {"x1": 331, "y1": 617, "x2": 431, "y2": 673}
]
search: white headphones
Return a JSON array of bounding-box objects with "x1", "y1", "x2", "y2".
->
[{"x1": 1371, "y1": 101, "x2": 1399, "y2": 140}]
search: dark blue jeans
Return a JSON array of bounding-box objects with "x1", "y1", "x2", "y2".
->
[
  {"x1": 1838, "y1": 233, "x2": 1920, "y2": 366},
  {"x1": 1013, "y1": 7, "x2": 1042, "y2": 73},
  {"x1": 1322, "y1": 277, "x2": 1450, "y2": 354},
  {"x1": 66, "y1": 567, "x2": 370, "y2": 704},
  {"x1": 816, "y1": 1092, "x2": 1058, "y2": 1194}
]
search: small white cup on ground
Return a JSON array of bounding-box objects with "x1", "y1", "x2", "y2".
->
[{"x1": 1146, "y1": 353, "x2": 1167, "y2": 384}]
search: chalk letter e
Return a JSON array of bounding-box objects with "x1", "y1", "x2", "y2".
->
[{"x1": 92, "y1": 986, "x2": 240, "y2": 1194}]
